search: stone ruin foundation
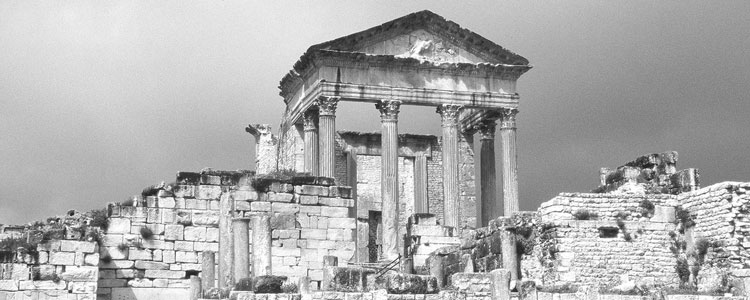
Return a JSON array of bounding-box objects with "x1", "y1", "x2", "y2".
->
[{"x1": 2, "y1": 10, "x2": 750, "y2": 300}]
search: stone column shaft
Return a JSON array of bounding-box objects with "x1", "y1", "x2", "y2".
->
[
  {"x1": 500, "y1": 108, "x2": 519, "y2": 216},
  {"x1": 303, "y1": 110, "x2": 319, "y2": 176},
  {"x1": 201, "y1": 251, "x2": 216, "y2": 292},
  {"x1": 317, "y1": 97, "x2": 339, "y2": 178},
  {"x1": 477, "y1": 119, "x2": 498, "y2": 226},
  {"x1": 437, "y1": 104, "x2": 462, "y2": 228},
  {"x1": 217, "y1": 194, "x2": 234, "y2": 289},
  {"x1": 232, "y1": 217, "x2": 250, "y2": 281},
  {"x1": 377, "y1": 99, "x2": 401, "y2": 261},
  {"x1": 500, "y1": 229, "x2": 519, "y2": 286},
  {"x1": 414, "y1": 152, "x2": 428, "y2": 214},
  {"x1": 251, "y1": 214, "x2": 272, "y2": 277}
]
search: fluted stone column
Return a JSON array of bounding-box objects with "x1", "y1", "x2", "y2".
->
[
  {"x1": 251, "y1": 214, "x2": 272, "y2": 277},
  {"x1": 500, "y1": 108, "x2": 519, "y2": 215},
  {"x1": 232, "y1": 217, "x2": 250, "y2": 281},
  {"x1": 414, "y1": 152, "x2": 428, "y2": 214},
  {"x1": 376, "y1": 99, "x2": 401, "y2": 261},
  {"x1": 437, "y1": 104, "x2": 462, "y2": 229},
  {"x1": 317, "y1": 96, "x2": 339, "y2": 178},
  {"x1": 303, "y1": 109, "x2": 320, "y2": 176},
  {"x1": 477, "y1": 119, "x2": 498, "y2": 227}
]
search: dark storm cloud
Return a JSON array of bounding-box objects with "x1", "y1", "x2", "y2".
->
[{"x1": 1, "y1": 1, "x2": 748, "y2": 223}]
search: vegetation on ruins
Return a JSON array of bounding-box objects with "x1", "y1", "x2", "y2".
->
[
  {"x1": 281, "y1": 282, "x2": 299, "y2": 293},
  {"x1": 88, "y1": 208, "x2": 109, "y2": 230},
  {"x1": 572, "y1": 209, "x2": 598, "y2": 220},
  {"x1": 639, "y1": 199, "x2": 655, "y2": 217},
  {"x1": 139, "y1": 226, "x2": 154, "y2": 240},
  {"x1": 675, "y1": 206, "x2": 696, "y2": 231},
  {"x1": 0, "y1": 236, "x2": 34, "y2": 253},
  {"x1": 117, "y1": 243, "x2": 129, "y2": 252}
]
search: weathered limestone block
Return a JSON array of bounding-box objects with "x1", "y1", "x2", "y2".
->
[
  {"x1": 60, "y1": 240, "x2": 97, "y2": 253},
  {"x1": 69, "y1": 281, "x2": 97, "y2": 293},
  {"x1": 192, "y1": 211, "x2": 220, "y2": 225},
  {"x1": 322, "y1": 267, "x2": 374, "y2": 292},
  {"x1": 144, "y1": 270, "x2": 185, "y2": 279},
  {"x1": 383, "y1": 273, "x2": 439, "y2": 294},
  {"x1": 49, "y1": 251, "x2": 76, "y2": 265},
  {"x1": 0, "y1": 280, "x2": 19, "y2": 291},
  {"x1": 18, "y1": 280, "x2": 67, "y2": 290},
  {"x1": 197, "y1": 185, "x2": 222, "y2": 200},
  {"x1": 108, "y1": 218, "x2": 131, "y2": 234},
  {"x1": 164, "y1": 224, "x2": 184, "y2": 240},
  {"x1": 60, "y1": 266, "x2": 98, "y2": 281},
  {"x1": 135, "y1": 261, "x2": 169, "y2": 270}
]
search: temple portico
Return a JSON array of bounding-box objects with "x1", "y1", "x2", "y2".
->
[{"x1": 267, "y1": 10, "x2": 531, "y2": 261}]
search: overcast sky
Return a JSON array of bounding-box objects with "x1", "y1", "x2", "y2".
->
[{"x1": 1, "y1": 1, "x2": 749, "y2": 225}]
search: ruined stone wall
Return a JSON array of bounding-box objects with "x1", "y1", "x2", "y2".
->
[
  {"x1": 427, "y1": 142, "x2": 444, "y2": 224},
  {"x1": 538, "y1": 220, "x2": 678, "y2": 287},
  {"x1": 88, "y1": 170, "x2": 355, "y2": 299},
  {"x1": 677, "y1": 182, "x2": 750, "y2": 269},
  {"x1": 0, "y1": 239, "x2": 99, "y2": 300},
  {"x1": 540, "y1": 193, "x2": 677, "y2": 221}
]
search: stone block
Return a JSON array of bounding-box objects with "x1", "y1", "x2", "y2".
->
[
  {"x1": 135, "y1": 261, "x2": 169, "y2": 270},
  {"x1": 0, "y1": 280, "x2": 19, "y2": 291},
  {"x1": 197, "y1": 185, "x2": 222, "y2": 200},
  {"x1": 144, "y1": 270, "x2": 185, "y2": 279},
  {"x1": 59, "y1": 266, "x2": 98, "y2": 282},
  {"x1": 176, "y1": 251, "x2": 198, "y2": 263},
  {"x1": 328, "y1": 218, "x2": 356, "y2": 229},
  {"x1": 384, "y1": 273, "x2": 439, "y2": 294},
  {"x1": 409, "y1": 225, "x2": 454, "y2": 237},
  {"x1": 235, "y1": 200, "x2": 251, "y2": 210},
  {"x1": 329, "y1": 186, "x2": 353, "y2": 199},
  {"x1": 59, "y1": 241, "x2": 97, "y2": 253},
  {"x1": 300, "y1": 205, "x2": 321, "y2": 215},
  {"x1": 128, "y1": 248, "x2": 153, "y2": 260},
  {"x1": 269, "y1": 192, "x2": 295, "y2": 202},
  {"x1": 300, "y1": 185, "x2": 330, "y2": 196},
  {"x1": 174, "y1": 241, "x2": 194, "y2": 251},
  {"x1": 98, "y1": 260, "x2": 135, "y2": 269},
  {"x1": 163, "y1": 250, "x2": 176, "y2": 264},
  {"x1": 319, "y1": 197, "x2": 354, "y2": 207},
  {"x1": 327, "y1": 229, "x2": 353, "y2": 241},
  {"x1": 302, "y1": 229, "x2": 328, "y2": 240},
  {"x1": 193, "y1": 211, "x2": 219, "y2": 226},
  {"x1": 18, "y1": 280, "x2": 67, "y2": 290},
  {"x1": 320, "y1": 207, "x2": 350, "y2": 218},
  {"x1": 183, "y1": 226, "x2": 207, "y2": 241},
  {"x1": 233, "y1": 190, "x2": 259, "y2": 201},
  {"x1": 107, "y1": 218, "x2": 131, "y2": 234},
  {"x1": 272, "y1": 203, "x2": 300, "y2": 213},
  {"x1": 252, "y1": 201, "x2": 272, "y2": 211},
  {"x1": 164, "y1": 224, "x2": 184, "y2": 240},
  {"x1": 299, "y1": 195, "x2": 320, "y2": 205},
  {"x1": 49, "y1": 252, "x2": 76, "y2": 265}
]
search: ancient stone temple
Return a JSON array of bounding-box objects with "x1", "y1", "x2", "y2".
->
[{"x1": 3, "y1": 10, "x2": 750, "y2": 300}]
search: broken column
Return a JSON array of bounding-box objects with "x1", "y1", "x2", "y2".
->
[
  {"x1": 251, "y1": 214, "x2": 272, "y2": 276},
  {"x1": 218, "y1": 193, "x2": 234, "y2": 289},
  {"x1": 245, "y1": 124, "x2": 276, "y2": 175},
  {"x1": 500, "y1": 108, "x2": 519, "y2": 215},
  {"x1": 303, "y1": 109, "x2": 320, "y2": 176},
  {"x1": 232, "y1": 217, "x2": 251, "y2": 281},
  {"x1": 377, "y1": 99, "x2": 401, "y2": 261},
  {"x1": 317, "y1": 96, "x2": 339, "y2": 178},
  {"x1": 490, "y1": 268, "x2": 512, "y2": 300},
  {"x1": 201, "y1": 251, "x2": 216, "y2": 293},
  {"x1": 437, "y1": 104, "x2": 462, "y2": 228},
  {"x1": 477, "y1": 118, "x2": 498, "y2": 227},
  {"x1": 414, "y1": 152, "x2": 428, "y2": 214},
  {"x1": 500, "y1": 229, "x2": 519, "y2": 287}
]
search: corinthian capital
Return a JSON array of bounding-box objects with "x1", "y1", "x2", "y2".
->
[
  {"x1": 316, "y1": 96, "x2": 340, "y2": 116},
  {"x1": 475, "y1": 119, "x2": 496, "y2": 140},
  {"x1": 436, "y1": 104, "x2": 463, "y2": 127},
  {"x1": 375, "y1": 100, "x2": 401, "y2": 121},
  {"x1": 302, "y1": 109, "x2": 319, "y2": 131},
  {"x1": 500, "y1": 108, "x2": 518, "y2": 129}
]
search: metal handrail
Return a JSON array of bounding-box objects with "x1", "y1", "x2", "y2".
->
[{"x1": 375, "y1": 254, "x2": 401, "y2": 279}]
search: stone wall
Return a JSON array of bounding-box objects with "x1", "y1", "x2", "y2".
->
[
  {"x1": 0, "y1": 239, "x2": 99, "y2": 300},
  {"x1": 539, "y1": 193, "x2": 677, "y2": 221},
  {"x1": 538, "y1": 219, "x2": 679, "y2": 287},
  {"x1": 677, "y1": 182, "x2": 750, "y2": 269},
  {"x1": 92, "y1": 170, "x2": 356, "y2": 299}
]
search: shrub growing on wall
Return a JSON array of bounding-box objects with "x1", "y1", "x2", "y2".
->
[{"x1": 573, "y1": 209, "x2": 598, "y2": 220}]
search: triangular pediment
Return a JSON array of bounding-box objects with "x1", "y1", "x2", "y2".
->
[{"x1": 307, "y1": 10, "x2": 529, "y2": 66}]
